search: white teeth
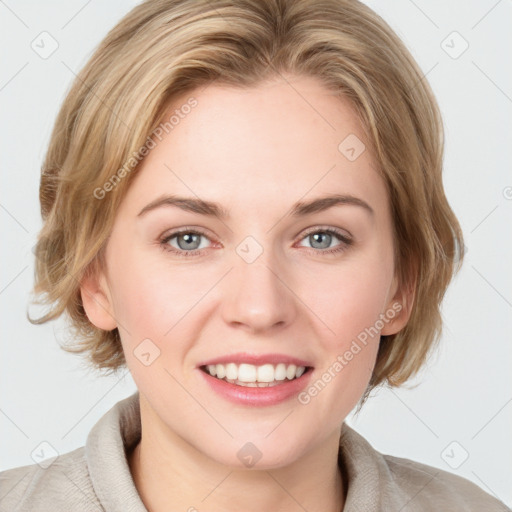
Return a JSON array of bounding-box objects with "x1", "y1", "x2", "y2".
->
[
  {"x1": 257, "y1": 364, "x2": 275, "y2": 382},
  {"x1": 286, "y1": 364, "x2": 297, "y2": 380},
  {"x1": 274, "y1": 363, "x2": 287, "y2": 381},
  {"x1": 204, "y1": 362, "x2": 307, "y2": 384},
  {"x1": 225, "y1": 378, "x2": 281, "y2": 388},
  {"x1": 225, "y1": 363, "x2": 237, "y2": 380},
  {"x1": 238, "y1": 363, "x2": 257, "y2": 382},
  {"x1": 215, "y1": 364, "x2": 226, "y2": 379}
]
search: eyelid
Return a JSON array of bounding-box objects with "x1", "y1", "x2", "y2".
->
[
  {"x1": 298, "y1": 224, "x2": 352, "y2": 239},
  {"x1": 160, "y1": 225, "x2": 216, "y2": 242}
]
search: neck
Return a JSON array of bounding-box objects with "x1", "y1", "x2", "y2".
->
[{"x1": 128, "y1": 397, "x2": 346, "y2": 512}]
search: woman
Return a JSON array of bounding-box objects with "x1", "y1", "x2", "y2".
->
[{"x1": 0, "y1": 0, "x2": 508, "y2": 510}]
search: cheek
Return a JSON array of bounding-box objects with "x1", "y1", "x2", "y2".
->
[
  {"x1": 313, "y1": 259, "x2": 393, "y2": 344},
  {"x1": 303, "y1": 256, "x2": 392, "y2": 398},
  {"x1": 106, "y1": 252, "x2": 195, "y2": 342},
  {"x1": 297, "y1": 262, "x2": 391, "y2": 421}
]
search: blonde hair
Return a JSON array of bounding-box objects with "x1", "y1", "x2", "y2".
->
[{"x1": 30, "y1": 0, "x2": 463, "y2": 392}]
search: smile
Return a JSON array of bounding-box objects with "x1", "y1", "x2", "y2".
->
[
  {"x1": 201, "y1": 363, "x2": 309, "y2": 387},
  {"x1": 198, "y1": 361, "x2": 314, "y2": 406}
]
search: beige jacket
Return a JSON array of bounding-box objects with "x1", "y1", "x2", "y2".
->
[{"x1": 0, "y1": 392, "x2": 509, "y2": 511}]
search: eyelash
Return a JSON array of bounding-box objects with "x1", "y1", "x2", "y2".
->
[{"x1": 159, "y1": 226, "x2": 353, "y2": 258}]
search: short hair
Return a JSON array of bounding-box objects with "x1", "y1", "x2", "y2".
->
[{"x1": 30, "y1": 0, "x2": 464, "y2": 394}]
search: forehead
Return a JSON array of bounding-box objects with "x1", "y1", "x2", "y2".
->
[{"x1": 122, "y1": 75, "x2": 386, "y2": 217}]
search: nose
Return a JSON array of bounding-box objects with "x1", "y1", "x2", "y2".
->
[{"x1": 220, "y1": 251, "x2": 298, "y2": 333}]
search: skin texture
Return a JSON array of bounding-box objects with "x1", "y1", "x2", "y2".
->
[{"x1": 81, "y1": 74, "x2": 412, "y2": 512}]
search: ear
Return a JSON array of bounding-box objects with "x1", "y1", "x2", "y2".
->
[
  {"x1": 381, "y1": 274, "x2": 416, "y2": 336},
  {"x1": 80, "y1": 264, "x2": 117, "y2": 331}
]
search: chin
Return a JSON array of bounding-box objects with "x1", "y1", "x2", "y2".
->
[{"x1": 199, "y1": 431, "x2": 313, "y2": 471}]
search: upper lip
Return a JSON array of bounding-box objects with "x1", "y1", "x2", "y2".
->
[{"x1": 197, "y1": 353, "x2": 314, "y2": 368}]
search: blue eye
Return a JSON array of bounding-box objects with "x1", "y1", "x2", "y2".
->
[
  {"x1": 159, "y1": 227, "x2": 352, "y2": 258},
  {"x1": 297, "y1": 228, "x2": 352, "y2": 255},
  {"x1": 172, "y1": 232, "x2": 203, "y2": 250},
  {"x1": 160, "y1": 229, "x2": 212, "y2": 257}
]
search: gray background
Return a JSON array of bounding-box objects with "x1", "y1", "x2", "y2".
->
[{"x1": 1, "y1": 0, "x2": 511, "y2": 506}]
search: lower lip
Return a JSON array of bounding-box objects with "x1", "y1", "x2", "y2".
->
[{"x1": 198, "y1": 368, "x2": 314, "y2": 406}]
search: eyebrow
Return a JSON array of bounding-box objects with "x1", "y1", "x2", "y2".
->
[{"x1": 137, "y1": 193, "x2": 374, "y2": 219}]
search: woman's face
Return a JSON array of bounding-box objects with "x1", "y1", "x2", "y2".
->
[{"x1": 83, "y1": 74, "x2": 408, "y2": 468}]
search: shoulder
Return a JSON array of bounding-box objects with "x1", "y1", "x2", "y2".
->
[
  {"x1": 339, "y1": 424, "x2": 510, "y2": 511},
  {"x1": 0, "y1": 447, "x2": 102, "y2": 512},
  {"x1": 382, "y1": 452, "x2": 510, "y2": 511}
]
